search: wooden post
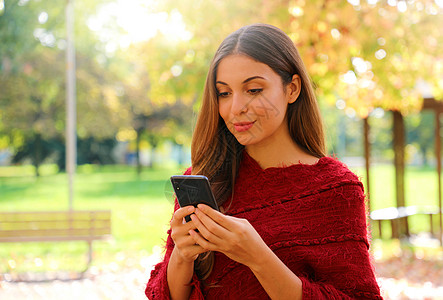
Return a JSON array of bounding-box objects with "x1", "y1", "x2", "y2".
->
[
  {"x1": 435, "y1": 111, "x2": 443, "y2": 246},
  {"x1": 393, "y1": 111, "x2": 408, "y2": 238},
  {"x1": 363, "y1": 117, "x2": 371, "y2": 211},
  {"x1": 422, "y1": 98, "x2": 443, "y2": 245}
]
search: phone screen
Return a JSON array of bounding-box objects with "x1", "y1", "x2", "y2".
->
[{"x1": 170, "y1": 175, "x2": 219, "y2": 213}]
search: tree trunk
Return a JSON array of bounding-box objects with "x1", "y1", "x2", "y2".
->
[
  {"x1": 33, "y1": 133, "x2": 41, "y2": 177},
  {"x1": 136, "y1": 129, "x2": 142, "y2": 176},
  {"x1": 393, "y1": 110, "x2": 407, "y2": 237},
  {"x1": 363, "y1": 116, "x2": 371, "y2": 211},
  {"x1": 421, "y1": 147, "x2": 428, "y2": 166},
  {"x1": 147, "y1": 135, "x2": 158, "y2": 169},
  {"x1": 434, "y1": 111, "x2": 442, "y2": 246}
]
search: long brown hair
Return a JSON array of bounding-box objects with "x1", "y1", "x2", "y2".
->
[{"x1": 191, "y1": 23, "x2": 326, "y2": 281}]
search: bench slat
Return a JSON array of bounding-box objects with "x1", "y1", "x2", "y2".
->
[
  {"x1": 0, "y1": 235, "x2": 111, "y2": 242},
  {"x1": 0, "y1": 210, "x2": 111, "y2": 242},
  {"x1": 0, "y1": 210, "x2": 112, "y2": 274},
  {"x1": 370, "y1": 205, "x2": 441, "y2": 239},
  {"x1": 0, "y1": 210, "x2": 111, "y2": 215},
  {"x1": 0, "y1": 220, "x2": 111, "y2": 230},
  {"x1": 0, "y1": 227, "x2": 110, "y2": 237},
  {"x1": 0, "y1": 211, "x2": 111, "y2": 221}
]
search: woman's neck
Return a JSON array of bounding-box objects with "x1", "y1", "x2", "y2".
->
[{"x1": 245, "y1": 140, "x2": 318, "y2": 170}]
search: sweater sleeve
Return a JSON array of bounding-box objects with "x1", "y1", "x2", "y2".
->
[
  {"x1": 298, "y1": 241, "x2": 381, "y2": 299},
  {"x1": 144, "y1": 226, "x2": 204, "y2": 299},
  {"x1": 145, "y1": 168, "x2": 205, "y2": 300},
  {"x1": 297, "y1": 181, "x2": 382, "y2": 299}
]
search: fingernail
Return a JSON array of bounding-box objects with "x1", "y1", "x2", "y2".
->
[{"x1": 188, "y1": 206, "x2": 194, "y2": 213}]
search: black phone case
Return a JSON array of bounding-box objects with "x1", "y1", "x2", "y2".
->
[{"x1": 170, "y1": 175, "x2": 219, "y2": 222}]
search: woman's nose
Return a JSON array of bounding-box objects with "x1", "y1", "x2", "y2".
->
[{"x1": 231, "y1": 93, "x2": 248, "y2": 115}]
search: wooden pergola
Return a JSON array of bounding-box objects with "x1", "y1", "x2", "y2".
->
[{"x1": 363, "y1": 97, "x2": 443, "y2": 246}]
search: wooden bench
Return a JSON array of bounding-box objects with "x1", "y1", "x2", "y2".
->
[
  {"x1": 0, "y1": 210, "x2": 112, "y2": 273},
  {"x1": 370, "y1": 206, "x2": 440, "y2": 239}
]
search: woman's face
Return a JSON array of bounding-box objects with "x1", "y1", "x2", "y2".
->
[{"x1": 216, "y1": 54, "x2": 300, "y2": 148}]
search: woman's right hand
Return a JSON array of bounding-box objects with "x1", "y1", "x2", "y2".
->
[
  {"x1": 170, "y1": 206, "x2": 207, "y2": 262},
  {"x1": 168, "y1": 206, "x2": 206, "y2": 300}
]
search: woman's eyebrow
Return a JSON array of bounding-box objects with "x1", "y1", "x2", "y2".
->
[
  {"x1": 216, "y1": 76, "x2": 266, "y2": 86},
  {"x1": 242, "y1": 76, "x2": 265, "y2": 83}
]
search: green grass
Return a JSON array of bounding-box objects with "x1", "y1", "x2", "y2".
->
[
  {"x1": 351, "y1": 164, "x2": 442, "y2": 236},
  {"x1": 0, "y1": 163, "x2": 186, "y2": 273},
  {"x1": 0, "y1": 163, "x2": 441, "y2": 273},
  {"x1": 351, "y1": 164, "x2": 439, "y2": 210}
]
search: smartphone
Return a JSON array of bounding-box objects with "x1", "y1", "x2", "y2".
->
[{"x1": 170, "y1": 175, "x2": 219, "y2": 222}]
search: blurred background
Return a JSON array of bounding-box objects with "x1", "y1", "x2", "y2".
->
[{"x1": 0, "y1": 0, "x2": 442, "y2": 299}]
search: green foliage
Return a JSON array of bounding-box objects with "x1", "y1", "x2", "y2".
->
[
  {"x1": 1, "y1": 0, "x2": 442, "y2": 172},
  {"x1": 9, "y1": 134, "x2": 118, "y2": 177},
  {"x1": 11, "y1": 134, "x2": 60, "y2": 177},
  {"x1": 156, "y1": 0, "x2": 443, "y2": 114},
  {"x1": 0, "y1": 0, "x2": 130, "y2": 171}
]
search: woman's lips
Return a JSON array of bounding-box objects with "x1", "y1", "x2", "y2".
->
[{"x1": 233, "y1": 121, "x2": 255, "y2": 132}]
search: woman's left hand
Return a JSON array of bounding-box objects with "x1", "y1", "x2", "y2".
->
[{"x1": 189, "y1": 204, "x2": 269, "y2": 269}]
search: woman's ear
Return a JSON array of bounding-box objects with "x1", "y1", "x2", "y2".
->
[{"x1": 286, "y1": 74, "x2": 301, "y2": 104}]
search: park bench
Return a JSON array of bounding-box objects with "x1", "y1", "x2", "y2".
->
[
  {"x1": 370, "y1": 205, "x2": 440, "y2": 239},
  {"x1": 0, "y1": 210, "x2": 112, "y2": 274}
]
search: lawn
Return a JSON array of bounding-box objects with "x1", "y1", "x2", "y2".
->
[
  {"x1": 0, "y1": 162, "x2": 441, "y2": 274},
  {"x1": 352, "y1": 164, "x2": 441, "y2": 235},
  {"x1": 0, "y1": 163, "x2": 186, "y2": 274}
]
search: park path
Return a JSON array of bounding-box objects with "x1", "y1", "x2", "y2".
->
[
  {"x1": 0, "y1": 268, "x2": 148, "y2": 300},
  {"x1": 1, "y1": 252, "x2": 442, "y2": 300}
]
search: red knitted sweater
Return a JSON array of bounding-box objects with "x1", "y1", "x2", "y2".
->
[{"x1": 145, "y1": 151, "x2": 382, "y2": 299}]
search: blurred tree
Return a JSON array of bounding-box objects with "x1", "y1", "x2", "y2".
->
[
  {"x1": 0, "y1": 1, "x2": 65, "y2": 175},
  {"x1": 0, "y1": 49, "x2": 65, "y2": 175},
  {"x1": 0, "y1": 0, "x2": 126, "y2": 175},
  {"x1": 112, "y1": 47, "x2": 162, "y2": 174},
  {"x1": 156, "y1": 0, "x2": 442, "y2": 116},
  {"x1": 11, "y1": 136, "x2": 60, "y2": 176},
  {"x1": 2, "y1": 0, "x2": 441, "y2": 175},
  {"x1": 114, "y1": 34, "x2": 195, "y2": 174},
  {"x1": 77, "y1": 137, "x2": 116, "y2": 165}
]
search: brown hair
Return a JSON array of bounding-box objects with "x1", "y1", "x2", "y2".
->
[{"x1": 191, "y1": 23, "x2": 326, "y2": 281}]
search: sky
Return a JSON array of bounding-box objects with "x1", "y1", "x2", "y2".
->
[{"x1": 87, "y1": 0, "x2": 192, "y2": 52}]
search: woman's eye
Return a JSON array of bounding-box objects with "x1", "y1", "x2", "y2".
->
[
  {"x1": 248, "y1": 88, "x2": 263, "y2": 95},
  {"x1": 218, "y1": 91, "x2": 230, "y2": 98}
]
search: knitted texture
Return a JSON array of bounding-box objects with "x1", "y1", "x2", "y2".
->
[{"x1": 145, "y1": 151, "x2": 382, "y2": 299}]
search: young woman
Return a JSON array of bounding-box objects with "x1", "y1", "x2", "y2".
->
[{"x1": 145, "y1": 23, "x2": 382, "y2": 299}]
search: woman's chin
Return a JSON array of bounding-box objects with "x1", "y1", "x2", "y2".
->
[{"x1": 234, "y1": 134, "x2": 257, "y2": 146}]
